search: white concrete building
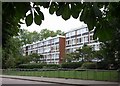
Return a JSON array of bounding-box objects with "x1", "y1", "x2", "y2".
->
[
  {"x1": 22, "y1": 35, "x2": 65, "y2": 64},
  {"x1": 22, "y1": 27, "x2": 100, "y2": 64},
  {"x1": 65, "y1": 27, "x2": 100, "y2": 53}
]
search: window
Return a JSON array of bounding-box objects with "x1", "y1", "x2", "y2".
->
[
  {"x1": 90, "y1": 35, "x2": 93, "y2": 40},
  {"x1": 83, "y1": 36, "x2": 88, "y2": 42},
  {"x1": 48, "y1": 40, "x2": 50, "y2": 44},
  {"x1": 67, "y1": 40, "x2": 70, "y2": 45},
  {"x1": 79, "y1": 38, "x2": 81, "y2": 43},
  {"x1": 81, "y1": 37, "x2": 83, "y2": 43},
  {"x1": 51, "y1": 39, "x2": 54, "y2": 44},
  {"x1": 56, "y1": 44, "x2": 59, "y2": 51},
  {"x1": 54, "y1": 38, "x2": 59, "y2": 43},
  {"x1": 66, "y1": 33, "x2": 69, "y2": 37},
  {"x1": 71, "y1": 31, "x2": 75, "y2": 36},
  {"x1": 77, "y1": 29, "x2": 81, "y2": 34},
  {"x1": 72, "y1": 39, "x2": 76, "y2": 44}
]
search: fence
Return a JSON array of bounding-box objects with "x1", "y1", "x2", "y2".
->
[{"x1": 2, "y1": 68, "x2": 120, "y2": 82}]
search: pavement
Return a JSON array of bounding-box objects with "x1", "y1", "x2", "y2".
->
[{"x1": 0, "y1": 75, "x2": 119, "y2": 86}]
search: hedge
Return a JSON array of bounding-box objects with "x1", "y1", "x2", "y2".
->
[
  {"x1": 43, "y1": 64, "x2": 59, "y2": 69},
  {"x1": 61, "y1": 62, "x2": 83, "y2": 69},
  {"x1": 18, "y1": 63, "x2": 59, "y2": 69},
  {"x1": 96, "y1": 61, "x2": 109, "y2": 69},
  {"x1": 81, "y1": 62, "x2": 96, "y2": 69}
]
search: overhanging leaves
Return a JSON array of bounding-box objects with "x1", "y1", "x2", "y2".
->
[
  {"x1": 71, "y1": 3, "x2": 82, "y2": 19},
  {"x1": 49, "y1": 2, "x2": 55, "y2": 14},
  {"x1": 56, "y1": 3, "x2": 65, "y2": 16},
  {"x1": 62, "y1": 4, "x2": 71, "y2": 20},
  {"x1": 80, "y1": 6, "x2": 96, "y2": 30},
  {"x1": 94, "y1": 20, "x2": 114, "y2": 42},
  {"x1": 25, "y1": 13, "x2": 33, "y2": 27},
  {"x1": 34, "y1": 11, "x2": 42, "y2": 25}
]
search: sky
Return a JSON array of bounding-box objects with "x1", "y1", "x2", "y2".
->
[{"x1": 20, "y1": 7, "x2": 87, "y2": 33}]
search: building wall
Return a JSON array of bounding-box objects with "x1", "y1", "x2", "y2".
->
[
  {"x1": 22, "y1": 36, "x2": 65, "y2": 64},
  {"x1": 65, "y1": 27, "x2": 100, "y2": 53},
  {"x1": 59, "y1": 37, "x2": 65, "y2": 64},
  {"x1": 22, "y1": 27, "x2": 100, "y2": 64}
]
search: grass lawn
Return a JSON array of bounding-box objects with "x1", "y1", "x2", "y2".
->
[{"x1": 3, "y1": 69, "x2": 119, "y2": 82}]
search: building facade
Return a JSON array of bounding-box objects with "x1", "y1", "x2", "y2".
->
[
  {"x1": 65, "y1": 27, "x2": 100, "y2": 53},
  {"x1": 22, "y1": 27, "x2": 100, "y2": 64},
  {"x1": 22, "y1": 35, "x2": 65, "y2": 64}
]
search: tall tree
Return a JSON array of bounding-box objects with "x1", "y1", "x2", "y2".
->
[
  {"x1": 2, "y1": 37, "x2": 22, "y2": 68},
  {"x1": 40, "y1": 29, "x2": 64, "y2": 40},
  {"x1": 19, "y1": 29, "x2": 41, "y2": 45}
]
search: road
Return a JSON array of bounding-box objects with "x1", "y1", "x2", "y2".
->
[
  {"x1": 1, "y1": 78, "x2": 76, "y2": 86},
  {"x1": 1, "y1": 77, "x2": 119, "y2": 86}
]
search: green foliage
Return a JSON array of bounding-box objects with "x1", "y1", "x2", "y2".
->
[
  {"x1": 61, "y1": 3, "x2": 71, "y2": 20},
  {"x1": 71, "y1": 3, "x2": 82, "y2": 19},
  {"x1": 76, "y1": 45, "x2": 94, "y2": 62},
  {"x1": 34, "y1": 11, "x2": 42, "y2": 25},
  {"x1": 19, "y1": 29, "x2": 64, "y2": 45},
  {"x1": 3, "y1": 2, "x2": 120, "y2": 45},
  {"x1": 5, "y1": 56, "x2": 16, "y2": 68},
  {"x1": 18, "y1": 63, "x2": 59, "y2": 69},
  {"x1": 61, "y1": 62, "x2": 83, "y2": 69},
  {"x1": 49, "y1": 2, "x2": 58, "y2": 14},
  {"x1": 25, "y1": 13, "x2": 33, "y2": 26},
  {"x1": 81, "y1": 62, "x2": 96, "y2": 69},
  {"x1": 35, "y1": 7, "x2": 44, "y2": 20},
  {"x1": 18, "y1": 63, "x2": 46, "y2": 69},
  {"x1": 29, "y1": 53, "x2": 44, "y2": 63},
  {"x1": 19, "y1": 29, "x2": 41, "y2": 45},
  {"x1": 96, "y1": 61, "x2": 109, "y2": 70},
  {"x1": 40, "y1": 29, "x2": 64, "y2": 40},
  {"x1": 63, "y1": 53, "x2": 76, "y2": 62},
  {"x1": 2, "y1": 37, "x2": 22, "y2": 69},
  {"x1": 43, "y1": 64, "x2": 59, "y2": 69}
]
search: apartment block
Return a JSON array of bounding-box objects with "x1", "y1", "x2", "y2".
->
[
  {"x1": 22, "y1": 35, "x2": 65, "y2": 64},
  {"x1": 22, "y1": 27, "x2": 100, "y2": 64},
  {"x1": 65, "y1": 27, "x2": 100, "y2": 53}
]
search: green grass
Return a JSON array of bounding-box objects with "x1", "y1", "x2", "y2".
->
[{"x1": 3, "y1": 70, "x2": 119, "y2": 82}]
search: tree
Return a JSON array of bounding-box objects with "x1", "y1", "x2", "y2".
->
[
  {"x1": 40, "y1": 29, "x2": 64, "y2": 40},
  {"x1": 19, "y1": 29, "x2": 41, "y2": 45},
  {"x1": 63, "y1": 53, "x2": 74, "y2": 63},
  {"x1": 3, "y1": 2, "x2": 120, "y2": 45},
  {"x1": 29, "y1": 53, "x2": 44, "y2": 63},
  {"x1": 2, "y1": 2, "x2": 120, "y2": 68},
  {"x1": 76, "y1": 45, "x2": 93, "y2": 62},
  {"x1": 56, "y1": 30, "x2": 65, "y2": 35},
  {"x1": 2, "y1": 36, "x2": 23, "y2": 68}
]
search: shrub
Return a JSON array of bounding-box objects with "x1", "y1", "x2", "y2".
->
[
  {"x1": 81, "y1": 62, "x2": 96, "y2": 69},
  {"x1": 18, "y1": 63, "x2": 46, "y2": 69},
  {"x1": 61, "y1": 62, "x2": 83, "y2": 69},
  {"x1": 96, "y1": 61, "x2": 109, "y2": 69},
  {"x1": 43, "y1": 64, "x2": 59, "y2": 69},
  {"x1": 18, "y1": 63, "x2": 59, "y2": 69}
]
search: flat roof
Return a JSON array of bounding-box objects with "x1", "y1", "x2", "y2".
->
[
  {"x1": 65, "y1": 27, "x2": 88, "y2": 33},
  {"x1": 22, "y1": 35, "x2": 65, "y2": 47}
]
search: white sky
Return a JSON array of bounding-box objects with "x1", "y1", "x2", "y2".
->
[{"x1": 20, "y1": 7, "x2": 87, "y2": 33}]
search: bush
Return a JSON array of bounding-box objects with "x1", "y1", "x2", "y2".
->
[
  {"x1": 18, "y1": 63, "x2": 46, "y2": 69},
  {"x1": 96, "y1": 61, "x2": 109, "y2": 69},
  {"x1": 81, "y1": 62, "x2": 96, "y2": 69},
  {"x1": 61, "y1": 62, "x2": 83, "y2": 69},
  {"x1": 18, "y1": 63, "x2": 59, "y2": 69},
  {"x1": 43, "y1": 64, "x2": 59, "y2": 69}
]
